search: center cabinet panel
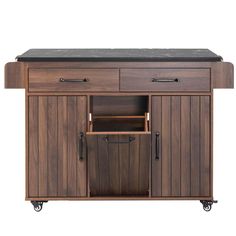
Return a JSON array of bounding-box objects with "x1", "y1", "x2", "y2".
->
[
  {"x1": 87, "y1": 133, "x2": 151, "y2": 196},
  {"x1": 28, "y1": 96, "x2": 87, "y2": 198},
  {"x1": 151, "y1": 96, "x2": 211, "y2": 197},
  {"x1": 87, "y1": 96, "x2": 151, "y2": 197}
]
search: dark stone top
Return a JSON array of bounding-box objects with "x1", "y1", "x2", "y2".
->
[{"x1": 16, "y1": 49, "x2": 222, "y2": 62}]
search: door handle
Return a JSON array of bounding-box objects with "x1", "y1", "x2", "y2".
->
[
  {"x1": 78, "y1": 132, "x2": 84, "y2": 160},
  {"x1": 59, "y1": 78, "x2": 89, "y2": 83},
  {"x1": 103, "y1": 136, "x2": 135, "y2": 144},
  {"x1": 152, "y1": 78, "x2": 179, "y2": 83},
  {"x1": 155, "y1": 132, "x2": 160, "y2": 160}
]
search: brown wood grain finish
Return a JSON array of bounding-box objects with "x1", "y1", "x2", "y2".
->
[
  {"x1": 212, "y1": 62, "x2": 234, "y2": 88},
  {"x1": 29, "y1": 69, "x2": 119, "y2": 92},
  {"x1": 120, "y1": 69, "x2": 210, "y2": 91},
  {"x1": 87, "y1": 133, "x2": 150, "y2": 196},
  {"x1": 28, "y1": 95, "x2": 87, "y2": 197},
  {"x1": 151, "y1": 95, "x2": 211, "y2": 197},
  {"x1": 28, "y1": 97, "x2": 39, "y2": 196},
  {"x1": 4, "y1": 62, "x2": 25, "y2": 88}
]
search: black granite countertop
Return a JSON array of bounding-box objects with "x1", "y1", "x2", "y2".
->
[{"x1": 16, "y1": 49, "x2": 222, "y2": 62}]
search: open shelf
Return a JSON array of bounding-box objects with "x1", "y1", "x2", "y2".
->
[{"x1": 89, "y1": 96, "x2": 149, "y2": 132}]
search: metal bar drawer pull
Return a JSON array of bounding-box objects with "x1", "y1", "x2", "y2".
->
[
  {"x1": 152, "y1": 78, "x2": 179, "y2": 83},
  {"x1": 59, "y1": 78, "x2": 89, "y2": 82},
  {"x1": 103, "y1": 136, "x2": 135, "y2": 144},
  {"x1": 155, "y1": 132, "x2": 160, "y2": 160}
]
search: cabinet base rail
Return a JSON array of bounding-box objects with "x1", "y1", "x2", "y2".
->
[{"x1": 29, "y1": 198, "x2": 217, "y2": 212}]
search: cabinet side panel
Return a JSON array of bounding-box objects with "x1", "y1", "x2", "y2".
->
[
  {"x1": 190, "y1": 97, "x2": 200, "y2": 196},
  {"x1": 5, "y1": 62, "x2": 25, "y2": 88},
  {"x1": 28, "y1": 96, "x2": 39, "y2": 197},
  {"x1": 76, "y1": 96, "x2": 87, "y2": 196},
  {"x1": 171, "y1": 96, "x2": 181, "y2": 196},
  {"x1": 38, "y1": 97, "x2": 48, "y2": 196},
  {"x1": 58, "y1": 96, "x2": 68, "y2": 196},
  {"x1": 47, "y1": 96, "x2": 58, "y2": 196},
  {"x1": 151, "y1": 96, "x2": 162, "y2": 196},
  {"x1": 212, "y1": 62, "x2": 234, "y2": 88},
  {"x1": 161, "y1": 97, "x2": 172, "y2": 196},
  {"x1": 180, "y1": 97, "x2": 191, "y2": 196},
  {"x1": 200, "y1": 96, "x2": 211, "y2": 196}
]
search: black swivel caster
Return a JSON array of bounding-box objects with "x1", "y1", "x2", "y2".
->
[
  {"x1": 200, "y1": 200, "x2": 218, "y2": 212},
  {"x1": 31, "y1": 201, "x2": 48, "y2": 212}
]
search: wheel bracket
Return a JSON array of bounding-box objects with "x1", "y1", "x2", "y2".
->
[
  {"x1": 31, "y1": 201, "x2": 48, "y2": 212},
  {"x1": 200, "y1": 200, "x2": 218, "y2": 212}
]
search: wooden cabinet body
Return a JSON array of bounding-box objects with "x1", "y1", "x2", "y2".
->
[{"x1": 4, "y1": 49, "x2": 234, "y2": 210}]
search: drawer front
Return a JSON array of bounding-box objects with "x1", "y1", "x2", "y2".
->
[
  {"x1": 29, "y1": 69, "x2": 119, "y2": 92},
  {"x1": 120, "y1": 69, "x2": 210, "y2": 91},
  {"x1": 87, "y1": 133, "x2": 150, "y2": 196}
]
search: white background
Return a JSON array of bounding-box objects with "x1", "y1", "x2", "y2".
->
[{"x1": 0, "y1": 0, "x2": 235, "y2": 235}]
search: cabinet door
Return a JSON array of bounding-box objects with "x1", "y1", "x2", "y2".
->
[
  {"x1": 87, "y1": 133, "x2": 150, "y2": 196},
  {"x1": 152, "y1": 96, "x2": 211, "y2": 197},
  {"x1": 28, "y1": 96, "x2": 87, "y2": 198}
]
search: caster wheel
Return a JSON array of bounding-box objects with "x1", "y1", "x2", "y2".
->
[
  {"x1": 31, "y1": 201, "x2": 47, "y2": 212},
  {"x1": 34, "y1": 203, "x2": 43, "y2": 212},
  {"x1": 200, "y1": 200, "x2": 217, "y2": 212},
  {"x1": 203, "y1": 203, "x2": 212, "y2": 212}
]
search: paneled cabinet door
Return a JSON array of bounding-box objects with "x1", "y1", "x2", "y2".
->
[
  {"x1": 151, "y1": 96, "x2": 211, "y2": 197},
  {"x1": 28, "y1": 96, "x2": 87, "y2": 198}
]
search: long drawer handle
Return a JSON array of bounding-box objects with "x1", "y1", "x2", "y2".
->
[
  {"x1": 152, "y1": 78, "x2": 179, "y2": 83},
  {"x1": 78, "y1": 132, "x2": 84, "y2": 160},
  {"x1": 155, "y1": 132, "x2": 160, "y2": 160},
  {"x1": 59, "y1": 78, "x2": 89, "y2": 83},
  {"x1": 103, "y1": 136, "x2": 135, "y2": 144}
]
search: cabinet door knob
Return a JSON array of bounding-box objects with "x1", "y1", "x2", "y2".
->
[{"x1": 155, "y1": 132, "x2": 160, "y2": 160}]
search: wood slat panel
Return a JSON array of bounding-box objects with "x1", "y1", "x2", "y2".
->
[
  {"x1": 108, "y1": 136, "x2": 120, "y2": 195},
  {"x1": 67, "y1": 96, "x2": 77, "y2": 196},
  {"x1": 76, "y1": 96, "x2": 87, "y2": 196},
  {"x1": 38, "y1": 96, "x2": 48, "y2": 196},
  {"x1": 57, "y1": 96, "x2": 68, "y2": 196},
  {"x1": 180, "y1": 96, "x2": 191, "y2": 196},
  {"x1": 161, "y1": 96, "x2": 172, "y2": 196},
  {"x1": 152, "y1": 95, "x2": 211, "y2": 197},
  {"x1": 87, "y1": 133, "x2": 150, "y2": 196},
  {"x1": 28, "y1": 96, "x2": 39, "y2": 197},
  {"x1": 129, "y1": 135, "x2": 140, "y2": 194},
  {"x1": 200, "y1": 96, "x2": 210, "y2": 196},
  {"x1": 98, "y1": 136, "x2": 110, "y2": 195},
  {"x1": 139, "y1": 134, "x2": 150, "y2": 194},
  {"x1": 119, "y1": 135, "x2": 130, "y2": 195},
  {"x1": 171, "y1": 96, "x2": 181, "y2": 196},
  {"x1": 87, "y1": 135, "x2": 99, "y2": 196},
  {"x1": 47, "y1": 96, "x2": 58, "y2": 196},
  {"x1": 190, "y1": 96, "x2": 200, "y2": 196},
  {"x1": 151, "y1": 96, "x2": 162, "y2": 196}
]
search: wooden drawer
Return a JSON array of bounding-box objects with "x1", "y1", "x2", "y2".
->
[
  {"x1": 86, "y1": 132, "x2": 150, "y2": 196},
  {"x1": 120, "y1": 69, "x2": 210, "y2": 91},
  {"x1": 29, "y1": 69, "x2": 119, "y2": 92}
]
